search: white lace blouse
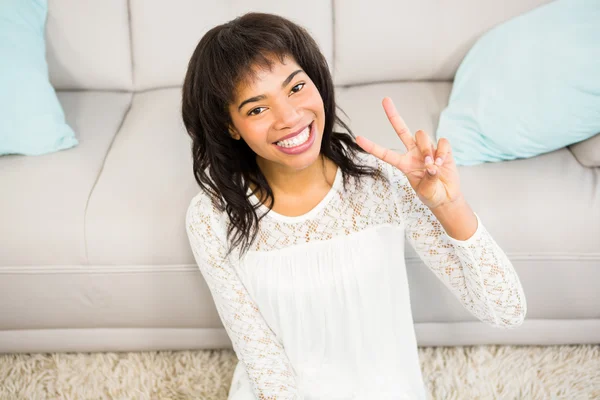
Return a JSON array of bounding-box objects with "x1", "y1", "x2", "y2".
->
[{"x1": 185, "y1": 152, "x2": 527, "y2": 400}]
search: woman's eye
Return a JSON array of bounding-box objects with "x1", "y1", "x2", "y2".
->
[
  {"x1": 246, "y1": 84, "x2": 304, "y2": 116},
  {"x1": 248, "y1": 107, "x2": 265, "y2": 116},
  {"x1": 291, "y1": 82, "x2": 305, "y2": 94}
]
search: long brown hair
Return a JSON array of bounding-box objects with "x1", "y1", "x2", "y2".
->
[{"x1": 181, "y1": 12, "x2": 379, "y2": 254}]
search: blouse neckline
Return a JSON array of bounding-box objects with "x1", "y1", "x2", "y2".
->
[{"x1": 247, "y1": 165, "x2": 343, "y2": 224}]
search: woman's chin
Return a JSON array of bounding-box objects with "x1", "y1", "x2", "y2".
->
[{"x1": 282, "y1": 144, "x2": 323, "y2": 171}]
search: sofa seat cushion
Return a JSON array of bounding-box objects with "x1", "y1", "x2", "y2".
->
[
  {"x1": 569, "y1": 133, "x2": 600, "y2": 168},
  {"x1": 84, "y1": 88, "x2": 200, "y2": 266},
  {"x1": 0, "y1": 92, "x2": 131, "y2": 266}
]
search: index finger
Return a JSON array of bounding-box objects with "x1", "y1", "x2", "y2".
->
[{"x1": 382, "y1": 97, "x2": 416, "y2": 151}]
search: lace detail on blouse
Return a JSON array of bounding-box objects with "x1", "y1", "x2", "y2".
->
[
  {"x1": 249, "y1": 156, "x2": 397, "y2": 252},
  {"x1": 185, "y1": 152, "x2": 527, "y2": 399}
]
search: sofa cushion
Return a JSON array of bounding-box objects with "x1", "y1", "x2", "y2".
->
[
  {"x1": 0, "y1": 0, "x2": 78, "y2": 156},
  {"x1": 569, "y1": 133, "x2": 600, "y2": 167},
  {"x1": 435, "y1": 0, "x2": 600, "y2": 166},
  {"x1": 46, "y1": 0, "x2": 132, "y2": 90},
  {"x1": 333, "y1": 0, "x2": 551, "y2": 86},
  {"x1": 85, "y1": 88, "x2": 199, "y2": 265},
  {"x1": 129, "y1": 0, "x2": 333, "y2": 91},
  {"x1": 0, "y1": 92, "x2": 131, "y2": 266}
]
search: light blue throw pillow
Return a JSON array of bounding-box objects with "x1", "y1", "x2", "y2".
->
[
  {"x1": 0, "y1": 0, "x2": 78, "y2": 156},
  {"x1": 436, "y1": 0, "x2": 600, "y2": 166}
]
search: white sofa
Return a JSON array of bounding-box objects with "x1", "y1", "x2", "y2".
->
[{"x1": 1, "y1": 0, "x2": 599, "y2": 354}]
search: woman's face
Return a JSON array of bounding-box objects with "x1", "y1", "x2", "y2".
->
[{"x1": 228, "y1": 54, "x2": 326, "y2": 174}]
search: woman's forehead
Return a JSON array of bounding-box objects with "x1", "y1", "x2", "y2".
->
[{"x1": 235, "y1": 54, "x2": 300, "y2": 94}]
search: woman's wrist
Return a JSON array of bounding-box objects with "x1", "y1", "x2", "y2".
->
[{"x1": 430, "y1": 195, "x2": 478, "y2": 241}]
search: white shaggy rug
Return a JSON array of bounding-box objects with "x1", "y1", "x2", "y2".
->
[{"x1": 1, "y1": 345, "x2": 599, "y2": 399}]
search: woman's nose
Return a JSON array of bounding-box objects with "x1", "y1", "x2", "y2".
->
[{"x1": 273, "y1": 100, "x2": 302, "y2": 130}]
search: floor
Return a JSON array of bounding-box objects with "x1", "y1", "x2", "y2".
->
[{"x1": 0, "y1": 344, "x2": 598, "y2": 399}]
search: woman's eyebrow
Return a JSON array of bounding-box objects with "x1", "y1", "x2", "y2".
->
[{"x1": 237, "y1": 69, "x2": 304, "y2": 112}]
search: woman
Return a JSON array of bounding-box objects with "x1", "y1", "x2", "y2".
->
[{"x1": 182, "y1": 12, "x2": 527, "y2": 400}]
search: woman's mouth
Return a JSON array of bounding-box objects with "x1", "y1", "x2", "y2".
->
[
  {"x1": 275, "y1": 122, "x2": 312, "y2": 148},
  {"x1": 273, "y1": 122, "x2": 316, "y2": 155}
]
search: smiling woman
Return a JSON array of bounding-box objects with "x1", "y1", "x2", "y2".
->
[
  {"x1": 181, "y1": 12, "x2": 379, "y2": 253},
  {"x1": 227, "y1": 59, "x2": 323, "y2": 171},
  {"x1": 181, "y1": 11, "x2": 527, "y2": 400}
]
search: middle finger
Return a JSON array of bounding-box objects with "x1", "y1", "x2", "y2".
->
[{"x1": 415, "y1": 130, "x2": 436, "y2": 165}]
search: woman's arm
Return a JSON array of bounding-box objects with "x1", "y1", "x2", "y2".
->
[
  {"x1": 387, "y1": 163, "x2": 527, "y2": 328},
  {"x1": 355, "y1": 97, "x2": 526, "y2": 329},
  {"x1": 186, "y1": 195, "x2": 302, "y2": 399}
]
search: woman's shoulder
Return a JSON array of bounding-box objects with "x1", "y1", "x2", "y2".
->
[
  {"x1": 185, "y1": 189, "x2": 233, "y2": 255},
  {"x1": 186, "y1": 189, "x2": 226, "y2": 232}
]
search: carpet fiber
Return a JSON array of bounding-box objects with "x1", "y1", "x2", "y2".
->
[{"x1": 1, "y1": 344, "x2": 599, "y2": 399}]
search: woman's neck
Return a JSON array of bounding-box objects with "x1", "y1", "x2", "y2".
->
[{"x1": 255, "y1": 155, "x2": 337, "y2": 200}]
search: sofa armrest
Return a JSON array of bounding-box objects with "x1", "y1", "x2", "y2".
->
[{"x1": 568, "y1": 133, "x2": 600, "y2": 167}]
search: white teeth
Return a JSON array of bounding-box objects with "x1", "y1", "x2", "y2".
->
[{"x1": 276, "y1": 125, "x2": 311, "y2": 148}]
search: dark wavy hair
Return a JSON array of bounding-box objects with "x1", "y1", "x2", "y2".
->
[{"x1": 182, "y1": 12, "x2": 380, "y2": 254}]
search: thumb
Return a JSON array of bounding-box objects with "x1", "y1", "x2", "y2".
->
[{"x1": 356, "y1": 135, "x2": 409, "y2": 173}]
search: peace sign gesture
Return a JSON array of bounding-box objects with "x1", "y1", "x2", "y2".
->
[{"x1": 356, "y1": 97, "x2": 463, "y2": 210}]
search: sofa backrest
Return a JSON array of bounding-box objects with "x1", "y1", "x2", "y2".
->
[
  {"x1": 332, "y1": 0, "x2": 551, "y2": 85},
  {"x1": 47, "y1": 0, "x2": 133, "y2": 91},
  {"x1": 46, "y1": 0, "x2": 551, "y2": 91}
]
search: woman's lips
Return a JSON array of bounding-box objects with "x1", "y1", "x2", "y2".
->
[
  {"x1": 274, "y1": 122, "x2": 316, "y2": 155},
  {"x1": 273, "y1": 121, "x2": 313, "y2": 144}
]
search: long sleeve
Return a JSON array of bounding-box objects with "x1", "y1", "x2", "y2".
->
[
  {"x1": 185, "y1": 194, "x2": 302, "y2": 399},
  {"x1": 386, "y1": 163, "x2": 527, "y2": 328}
]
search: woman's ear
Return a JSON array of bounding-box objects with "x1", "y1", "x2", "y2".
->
[{"x1": 228, "y1": 126, "x2": 241, "y2": 140}]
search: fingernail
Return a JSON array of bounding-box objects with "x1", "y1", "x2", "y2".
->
[
  {"x1": 428, "y1": 168, "x2": 436, "y2": 175},
  {"x1": 425, "y1": 156, "x2": 433, "y2": 165},
  {"x1": 435, "y1": 157, "x2": 443, "y2": 166}
]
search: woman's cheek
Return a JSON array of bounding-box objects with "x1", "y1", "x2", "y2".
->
[{"x1": 245, "y1": 119, "x2": 271, "y2": 147}]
